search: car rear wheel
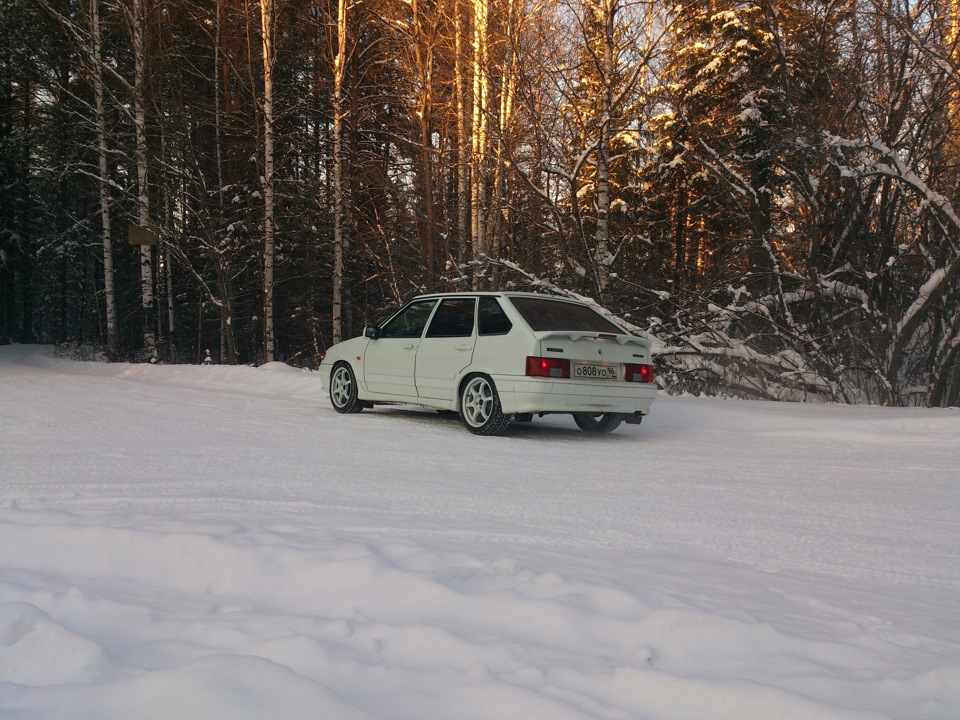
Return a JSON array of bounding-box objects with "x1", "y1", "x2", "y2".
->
[
  {"x1": 330, "y1": 363, "x2": 363, "y2": 414},
  {"x1": 459, "y1": 374, "x2": 510, "y2": 436},
  {"x1": 573, "y1": 412, "x2": 623, "y2": 433}
]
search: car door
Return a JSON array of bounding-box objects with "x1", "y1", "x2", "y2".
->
[
  {"x1": 363, "y1": 299, "x2": 437, "y2": 397},
  {"x1": 415, "y1": 297, "x2": 477, "y2": 401}
]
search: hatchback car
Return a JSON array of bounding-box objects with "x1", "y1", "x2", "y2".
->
[{"x1": 320, "y1": 292, "x2": 656, "y2": 435}]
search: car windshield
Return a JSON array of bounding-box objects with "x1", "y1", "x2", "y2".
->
[{"x1": 508, "y1": 296, "x2": 624, "y2": 334}]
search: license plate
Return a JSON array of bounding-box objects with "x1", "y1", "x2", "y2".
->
[{"x1": 574, "y1": 363, "x2": 618, "y2": 380}]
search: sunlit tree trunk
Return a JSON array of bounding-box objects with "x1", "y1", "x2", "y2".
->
[
  {"x1": 593, "y1": 0, "x2": 615, "y2": 298},
  {"x1": 411, "y1": 0, "x2": 436, "y2": 284},
  {"x1": 332, "y1": 0, "x2": 349, "y2": 343},
  {"x1": 490, "y1": 0, "x2": 518, "y2": 263},
  {"x1": 946, "y1": 0, "x2": 960, "y2": 197},
  {"x1": 471, "y1": 0, "x2": 489, "y2": 281},
  {"x1": 454, "y1": 0, "x2": 471, "y2": 274}
]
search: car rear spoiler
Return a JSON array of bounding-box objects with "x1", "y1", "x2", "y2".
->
[{"x1": 535, "y1": 331, "x2": 652, "y2": 349}]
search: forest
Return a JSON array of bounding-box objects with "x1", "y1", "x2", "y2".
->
[{"x1": 2, "y1": 0, "x2": 960, "y2": 407}]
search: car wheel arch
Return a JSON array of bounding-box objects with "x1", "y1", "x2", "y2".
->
[
  {"x1": 455, "y1": 371, "x2": 476, "y2": 413},
  {"x1": 455, "y1": 368, "x2": 496, "y2": 410}
]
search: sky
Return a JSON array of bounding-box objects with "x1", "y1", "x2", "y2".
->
[{"x1": 0, "y1": 344, "x2": 957, "y2": 720}]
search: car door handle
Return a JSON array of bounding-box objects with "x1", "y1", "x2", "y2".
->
[
  {"x1": 403, "y1": 343, "x2": 416, "y2": 350},
  {"x1": 456, "y1": 344, "x2": 473, "y2": 351}
]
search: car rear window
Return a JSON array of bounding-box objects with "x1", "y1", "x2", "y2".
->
[{"x1": 507, "y1": 296, "x2": 624, "y2": 334}]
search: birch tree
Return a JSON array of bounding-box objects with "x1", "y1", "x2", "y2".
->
[
  {"x1": 851, "y1": 0, "x2": 960, "y2": 404},
  {"x1": 215, "y1": 0, "x2": 238, "y2": 363},
  {"x1": 589, "y1": 0, "x2": 617, "y2": 296},
  {"x1": 131, "y1": 0, "x2": 156, "y2": 360},
  {"x1": 377, "y1": 0, "x2": 443, "y2": 285},
  {"x1": 471, "y1": 0, "x2": 490, "y2": 273},
  {"x1": 260, "y1": 0, "x2": 277, "y2": 361},
  {"x1": 331, "y1": 0, "x2": 350, "y2": 344},
  {"x1": 453, "y1": 0, "x2": 471, "y2": 274},
  {"x1": 489, "y1": 0, "x2": 520, "y2": 262},
  {"x1": 508, "y1": 0, "x2": 663, "y2": 298}
]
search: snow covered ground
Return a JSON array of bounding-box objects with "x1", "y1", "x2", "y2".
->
[{"x1": 0, "y1": 344, "x2": 957, "y2": 720}]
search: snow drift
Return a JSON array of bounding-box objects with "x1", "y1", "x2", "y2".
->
[{"x1": 0, "y1": 345, "x2": 957, "y2": 719}]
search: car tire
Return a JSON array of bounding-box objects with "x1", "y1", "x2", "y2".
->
[
  {"x1": 459, "y1": 374, "x2": 511, "y2": 436},
  {"x1": 573, "y1": 412, "x2": 623, "y2": 433},
  {"x1": 330, "y1": 362, "x2": 364, "y2": 414}
]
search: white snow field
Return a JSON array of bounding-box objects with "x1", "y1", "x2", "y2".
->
[{"x1": 0, "y1": 345, "x2": 957, "y2": 720}]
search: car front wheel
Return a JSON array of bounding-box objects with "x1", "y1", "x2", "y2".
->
[
  {"x1": 459, "y1": 374, "x2": 510, "y2": 436},
  {"x1": 330, "y1": 363, "x2": 363, "y2": 414},
  {"x1": 573, "y1": 412, "x2": 623, "y2": 433}
]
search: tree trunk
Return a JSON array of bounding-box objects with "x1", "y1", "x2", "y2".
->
[
  {"x1": 747, "y1": 161, "x2": 775, "y2": 297},
  {"x1": 163, "y1": 182, "x2": 176, "y2": 362},
  {"x1": 90, "y1": 0, "x2": 118, "y2": 360},
  {"x1": 421, "y1": 108, "x2": 436, "y2": 284},
  {"x1": 471, "y1": 0, "x2": 489, "y2": 282},
  {"x1": 412, "y1": 0, "x2": 436, "y2": 285},
  {"x1": 454, "y1": 0, "x2": 470, "y2": 277},
  {"x1": 133, "y1": 0, "x2": 156, "y2": 360},
  {"x1": 213, "y1": 0, "x2": 237, "y2": 364},
  {"x1": 491, "y1": 0, "x2": 518, "y2": 266},
  {"x1": 674, "y1": 179, "x2": 688, "y2": 291},
  {"x1": 260, "y1": 0, "x2": 276, "y2": 362},
  {"x1": 332, "y1": 0, "x2": 349, "y2": 344},
  {"x1": 593, "y1": 0, "x2": 615, "y2": 299}
]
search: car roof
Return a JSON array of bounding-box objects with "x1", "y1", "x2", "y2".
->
[
  {"x1": 403, "y1": 291, "x2": 641, "y2": 338},
  {"x1": 410, "y1": 291, "x2": 585, "y2": 302}
]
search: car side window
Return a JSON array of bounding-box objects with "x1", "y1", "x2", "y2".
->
[
  {"x1": 379, "y1": 299, "x2": 438, "y2": 339},
  {"x1": 426, "y1": 298, "x2": 476, "y2": 338},
  {"x1": 478, "y1": 297, "x2": 512, "y2": 336}
]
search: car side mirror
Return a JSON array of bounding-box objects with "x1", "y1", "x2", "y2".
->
[{"x1": 364, "y1": 326, "x2": 381, "y2": 340}]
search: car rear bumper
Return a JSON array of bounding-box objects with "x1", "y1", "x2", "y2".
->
[{"x1": 493, "y1": 376, "x2": 656, "y2": 415}]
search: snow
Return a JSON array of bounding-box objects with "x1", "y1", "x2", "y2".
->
[{"x1": 1, "y1": 345, "x2": 958, "y2": 720}]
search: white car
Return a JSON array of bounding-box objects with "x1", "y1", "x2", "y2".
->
[{"x1": 320, "y1": 292, "x2": 656, "y2": 435}]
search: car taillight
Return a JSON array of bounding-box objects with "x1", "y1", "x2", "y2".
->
[
  {"x1": 625, "y1": 363, "x2": 654, "y2": 383},
  {"x1": 526, "y1": 356, "x2": 570, "y2": 378}
]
